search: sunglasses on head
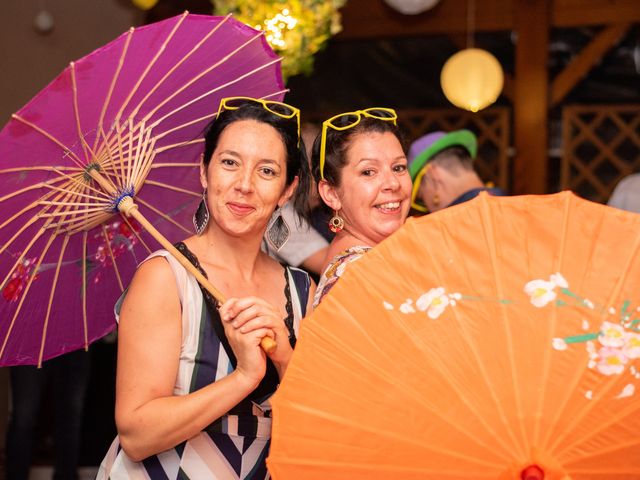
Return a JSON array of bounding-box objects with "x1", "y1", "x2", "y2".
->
[
  {"x1": 216, "y1": 96, "x2": 301, "y2": 145},
  {"x1": 410, "y1": 163, "x2": 431, "y2": 212},
  {"x1": 319, "y1": 108, "x2": 398, "y2": 181}
]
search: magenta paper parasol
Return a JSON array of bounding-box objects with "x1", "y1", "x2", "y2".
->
[{"x1": 0, "y1": 13, "x2": 285, "y2": 366}]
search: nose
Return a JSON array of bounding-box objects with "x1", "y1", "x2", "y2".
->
[
  {"x1": 234, "y1": 166, "x2": 254, "y2": 194},
  {"x1": 382, "y1": 167, "x2": 401, "y2": 191}
]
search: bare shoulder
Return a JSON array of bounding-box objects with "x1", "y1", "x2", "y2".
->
[
  {"x1": 130, "y1": 255, "x2": 176, "y2": 294},
  {"x1": 120, "y1": 255, "x2": 180, "y2": 324}
]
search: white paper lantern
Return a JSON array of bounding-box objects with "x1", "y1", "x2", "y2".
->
[
  {"x1": 33, "y1": 10, "x2": 54, "y2": 35},
  {"x1": 440, "y1": 48, "x2": 504, "y2": 112},
  {"x1": 383, "y1": 0, "x2": 441, "y2": 15}
]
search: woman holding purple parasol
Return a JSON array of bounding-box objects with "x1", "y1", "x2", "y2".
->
[{"x1": 97, "y1": 98, "x2": 315, "y2": 478}]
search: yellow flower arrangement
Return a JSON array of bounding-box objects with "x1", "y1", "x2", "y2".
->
[{"x1": 213, "y1": 0, "x2": 347, "y2": 79}]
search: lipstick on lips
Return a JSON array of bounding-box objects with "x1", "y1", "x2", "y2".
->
[{"x1": 227, "y1": 202, "x2": 255, "y2": 216}]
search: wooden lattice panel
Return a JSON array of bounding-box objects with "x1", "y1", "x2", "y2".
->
[
  {"x1": 397, "y1": 107, "x2": 511, "y2": 191},
  {"x1": 561, "y1": 105, "x2": 640, "y2": 203}
]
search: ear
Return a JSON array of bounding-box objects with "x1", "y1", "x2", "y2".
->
[
  {"x1": 427, "y1": 164, "x2": 445, "y2": 189},
  {"x1": 199, "y1": 155, "x2": 207, "y2": 190},
  {"x1": 318, "y1": 179, "x2": 342, "y2": 211},
  {"x1": 278, "y1": 176, "x2": 298, "y2": 208}
]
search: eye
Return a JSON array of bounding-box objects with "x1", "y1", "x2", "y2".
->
[
  {"x1": 393, "y1": 164, "x2": 407, "y2": 173},
  {"x1": 361, "y1": 169, "x2": 375, "y2": 177},
  {"x1": 221, "y1": 158, "x2": 238, "y2": 167},
  {"x1": 259, "y1": 167, "x2": 277, "y2": 177}
]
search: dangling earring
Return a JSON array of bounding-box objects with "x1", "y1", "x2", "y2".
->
[
  {"x1": 329, "y1": 210, "x2": 344, "y2": 233},
  {"x1": 266, "y1": 207, "x2": 290, "y2": 252},
  {"x1": 193, "y1": 189, "x2": 210, "y2": 235},
  {"x1": 432, "y1": 193, "x2": 440, "y2": 208}
]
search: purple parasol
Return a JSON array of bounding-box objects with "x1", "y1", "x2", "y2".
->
[{"x1": 0, "y1": 13, "x2": 285, "y2": 366}]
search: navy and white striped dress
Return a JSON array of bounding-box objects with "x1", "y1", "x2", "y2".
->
[{"x1": 98, "y1": 243, "x2": 310, "y2": 479}]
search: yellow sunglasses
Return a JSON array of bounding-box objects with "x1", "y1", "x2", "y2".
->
[
  {"x1": 319, "y1": 107, "x2": 398, "y2": 181},
  {"x1": 216, "y1": 96, "x2": 301, "y2": 145},
  {"x1": 410, "y1": 163, "x2": 430, "y2": 212}
]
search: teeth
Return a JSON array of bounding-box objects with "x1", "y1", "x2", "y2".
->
[{"x1": 377, "y1": 202, "x2": 400, "y2": 209}]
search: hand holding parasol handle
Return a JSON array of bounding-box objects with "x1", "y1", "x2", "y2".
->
[{"x1": 85, "y1": 170, "x2": 277, "y2": 353}]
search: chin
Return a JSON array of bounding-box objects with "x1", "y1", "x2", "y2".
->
[{"x1": 375, "y1": 222, "x2": 404, "y2": 240}]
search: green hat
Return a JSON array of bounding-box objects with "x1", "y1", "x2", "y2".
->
[{"x1": 408, "y1": 129, "x2": 478, "y2": 181}]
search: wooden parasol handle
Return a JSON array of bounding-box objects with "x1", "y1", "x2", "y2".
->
[{"x1": 115, "y1": 195, "x2": 277, "y2": 354}]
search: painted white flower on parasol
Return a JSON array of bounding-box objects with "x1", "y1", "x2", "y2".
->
[
  {"x1": 524, "y1": 272, "x2": 568, "y2": 307},
  {"x1": 416, "y1": 287, "x2": 450, "y2": 319},
  {"x1": 598, "y1": 321, "x2": 627, "y2": 348},
  {"x1": 595, "y1": 347, "x2": 628, "y2": 376}
]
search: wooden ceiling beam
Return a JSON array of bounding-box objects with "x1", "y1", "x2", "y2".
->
[
  {"x1": 550, "y1": 23, "x2": 631, "y2": 107},
  {"x1": 337, "y1": 0, "x2": 640, "y2": 39},
  {"x1": 338, "y1": 0, "x2": 514, "y2": 39},
  {"x1": 552, "y1": 0, "x2": 640, "y2": 27}
]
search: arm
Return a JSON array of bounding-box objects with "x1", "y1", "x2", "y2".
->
[
  {"x1": 115, "y1": 257, "x2": 266, "y2": 461},
  {"x1": 300, "y1": 247, "x2": 329, "y2": 275}
]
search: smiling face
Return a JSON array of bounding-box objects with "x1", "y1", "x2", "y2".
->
[
  {"x1": 201, "y1": 119, "x2": 295, "y2": 238},
  {"x1": 319, "y1": 131, "x2": 412, "y2": 246}
]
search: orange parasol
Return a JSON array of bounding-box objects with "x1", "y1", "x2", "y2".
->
[{"x1": 268, "y1": 192, "x2": 640, "y2": 480}]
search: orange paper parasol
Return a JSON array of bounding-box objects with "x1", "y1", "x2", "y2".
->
[{"x1": 269, "y1": 192, "x2": 640, "y2": 480}]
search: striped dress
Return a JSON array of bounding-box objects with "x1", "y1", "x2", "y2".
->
[{"x1": 97, "y1": 243, "x2": 310, "y2": 479}]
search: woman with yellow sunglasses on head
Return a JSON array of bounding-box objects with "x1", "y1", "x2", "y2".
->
[
  {"x1": 311, "y1": 108, "x2": 412, "y2": 307},
  {"x1": 98, "y1": 97, "x2": 315, "y2": 479}
]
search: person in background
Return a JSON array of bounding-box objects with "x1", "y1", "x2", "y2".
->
[
  {"x1": 311, "y1": 108, "x2": 412, "y2": 307},
  {"x1": 5, "y1": 350, "x2": 90, "y2": 480},
  {"x1": 408, "y1": 129, "x2": 505, "y2": 214},
  {"x1": 262, "y1": 123, "x2": 329, "y2": 275},
  {"x1": 608, "y1": 173, "x2": 640, "y2": 213},
  {"x1": 97, "y1": 97, "x2": 314, "y2": 479}
]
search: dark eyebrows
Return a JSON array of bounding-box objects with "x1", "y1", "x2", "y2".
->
[
  {"x1": 259, "y1": 158, "x2": 280, "y2": 165},
  {"x1": 218, "y1": 149, "x2": 241, "y2": 157},
  {"x1": 217, "y1": 150, "x2": 283, "y2": 167},
  {"x1": 356, "y1": 155, "x2": 407, "y2": 165}
]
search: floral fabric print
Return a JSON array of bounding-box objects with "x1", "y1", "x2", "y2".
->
[{"x1": 313, "y1": 246, "x2": 371, "y2": 307}]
